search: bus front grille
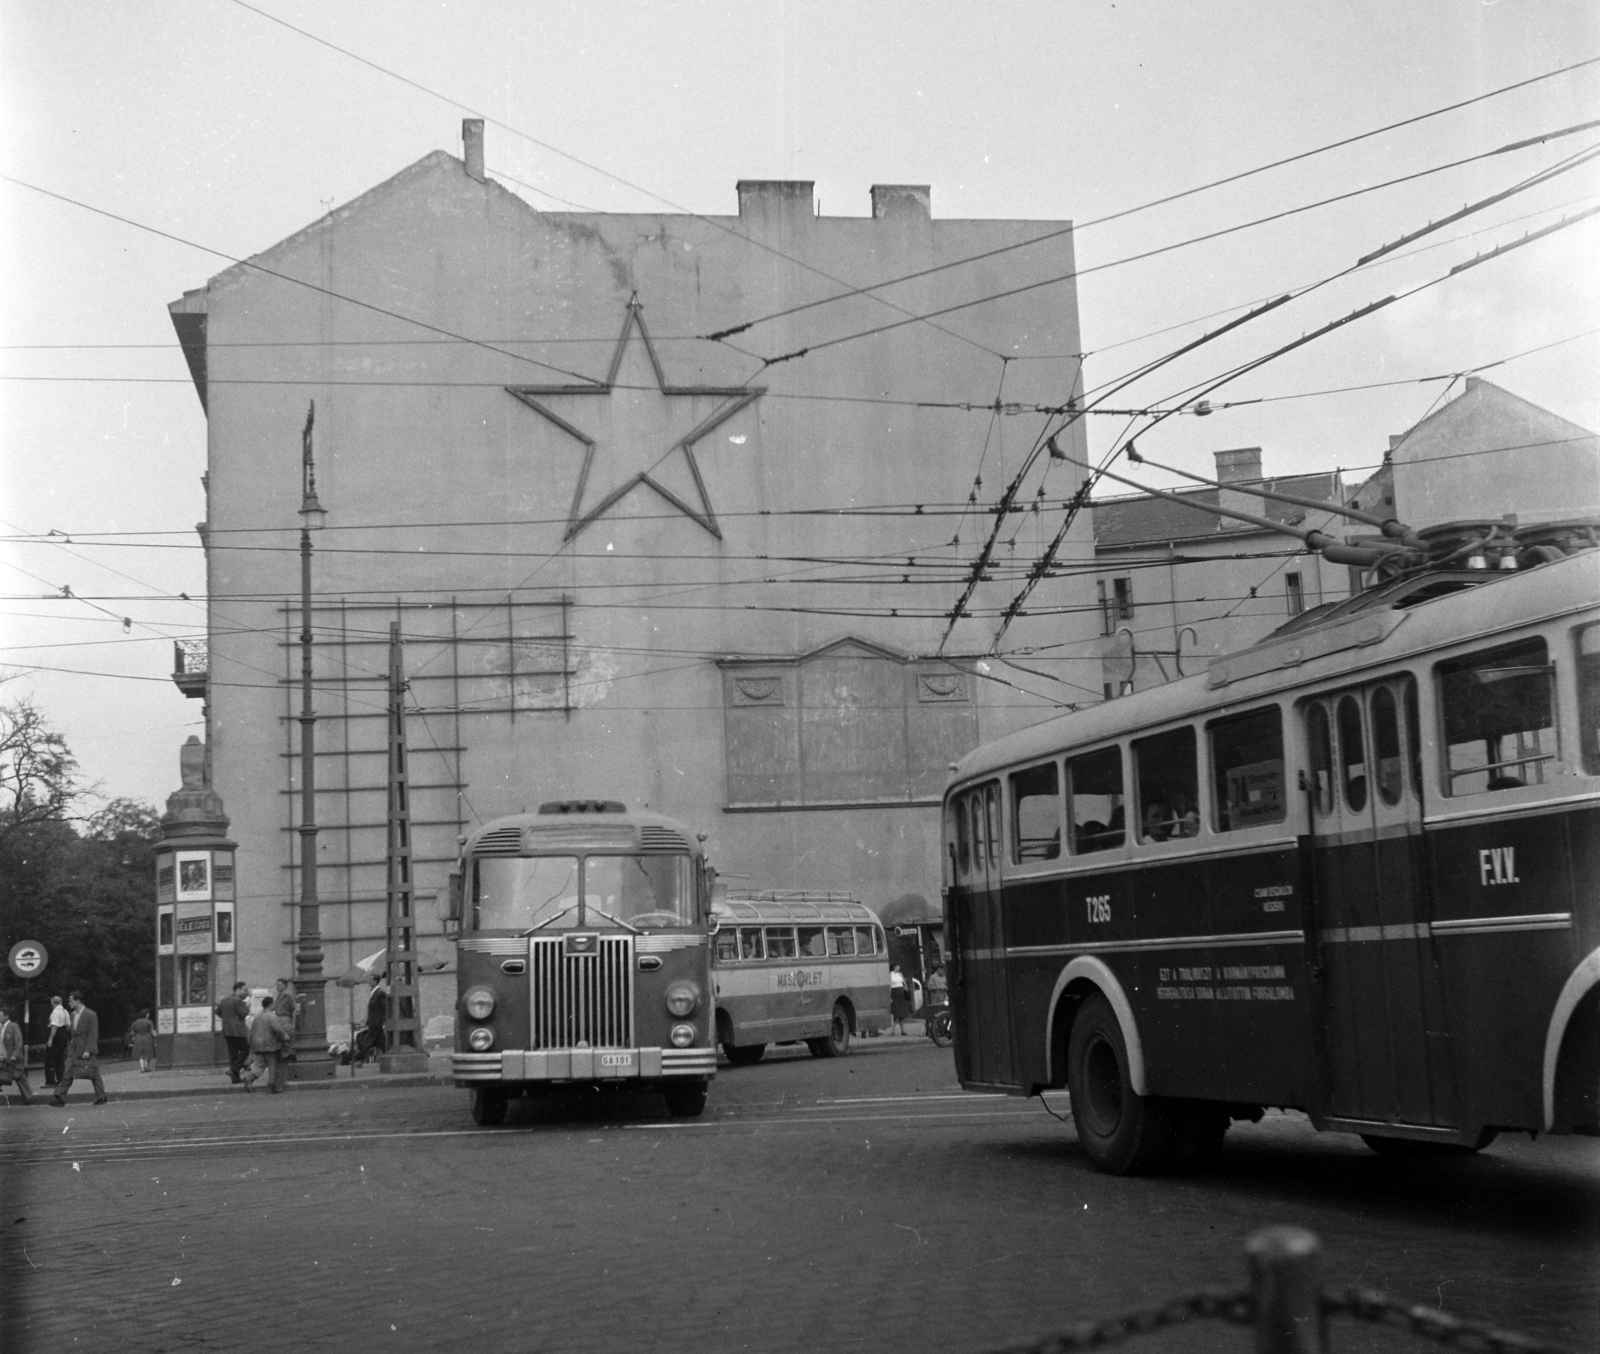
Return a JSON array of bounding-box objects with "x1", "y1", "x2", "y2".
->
[{"x1": 528, "y1": 936, "x2": 634, "y2": 1049}]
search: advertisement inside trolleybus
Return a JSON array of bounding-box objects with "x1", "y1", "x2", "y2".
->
[
  {"x1": 444, "y1": 800, "x2": 717, "y2": 1125},
  {"x1": 942, "y1": 531, "x2": 1600, "y2": 1175},
  {"x1": 711, "y1": 891, "x2": 892, "y2": 1064}
]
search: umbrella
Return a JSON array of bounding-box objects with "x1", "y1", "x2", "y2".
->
[{"x1": 334, "y1": 946, "x2": 387, "y2": 988}]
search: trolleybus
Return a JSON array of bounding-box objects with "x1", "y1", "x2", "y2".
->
[
  {"x1": 943, "y1": 542, "x2": 1600, "y2": 1172},
  {"x1": 446, "y1": 800, "x2": 717, "y2": 1124},
  {"x1": 712, "y1": 891, "x2": 892, "y2": 1062}
]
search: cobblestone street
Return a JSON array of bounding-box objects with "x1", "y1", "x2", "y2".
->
[{"x1": 2, "y1": 1040, "x2": 1596, "y2": 1354}]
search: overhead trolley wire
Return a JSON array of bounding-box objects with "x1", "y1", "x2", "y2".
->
[
  {"x1": 701, "y1": 55, "x2": 1600, "y2": 342},
  {"x1": 748, "y1": 120, "x2": 1600, "y2": 371},
  {"x1": 227, "y1": 0, "x2": 1009, "y2": 364}
]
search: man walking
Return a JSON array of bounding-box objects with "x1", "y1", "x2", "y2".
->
[
  {"x1": 1, "y1": 1006, "x2": 37, "y2": 1104},
  {"x1": 240, "y1": 996, "x2": 291, "y2": 1094},
  {"x1": 45, "y1": 994, "x2": 70, "y2": 1086},
  {"x1": 274, "y1": 978, "x2": 297, "y2": 1054},
  {"x1": 48, "y1": 991, "x2": 108, "y2": 1106},
  {"x1": 216, "y1": 981, "x2": 251, "y2": 1084}
]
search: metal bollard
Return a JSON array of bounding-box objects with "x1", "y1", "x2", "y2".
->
[{"x1": 1246, "y1": 1227, "x2": 1327, "y2": 1354}]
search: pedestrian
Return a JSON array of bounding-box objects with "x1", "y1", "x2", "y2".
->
[
  {"x1": 275, "y1": 978, "x2": 298, "y2": 1058},
  {"x1": 45, "y1": 994, "x2": 70, "y2": 1086},
  {"x1": 48, "y1": 991, "x2": 108, "y2": 1106},
  {"x1": 129, "y1": 1009, "x2": 157, "y2": 1073},
  {"x1": 363, "y1": 970, "x2": 388, "y2": 1061},
  {"x1": 889, "y1": 964, "x2": 910, "y2": 1036},
  {"x1": 240, "y1": 996, "x2": 291, "y2": 1094},
  {"x1": 1, "y1": 1005, "x2": 38, "y2": 1105},
  {"x1": 927, "y1": 963, "x2": 949, "y2": 1006},
  {"x1": 216, "y1": 981, "x2": 251, "y2": 1084}
]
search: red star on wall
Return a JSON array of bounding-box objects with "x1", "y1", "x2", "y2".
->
[{"x1": 506, "y1": 302, "x2": 764, "y2": 541}]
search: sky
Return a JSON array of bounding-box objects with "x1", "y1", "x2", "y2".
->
[{"x1": 2, "y1": 0, "x2": 1597, "y2": 811}]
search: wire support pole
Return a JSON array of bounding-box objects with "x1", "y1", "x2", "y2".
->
[{"x1": 291, "y1": 401, "x2": 332, "y2": 1071}]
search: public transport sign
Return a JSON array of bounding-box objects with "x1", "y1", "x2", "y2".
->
[
  {"x1": 942, "y1": 546, "x2": 1600, "y2": 1173},
  {"x1": 711, "y1": 891, "x2": 892, "y2": 1063},
  {"x1": 7, "y1": 939, "x2": 47, "y2": 979},
  {"x1": 444, "y1": 800, "x2": 718, "y2": 1125}
]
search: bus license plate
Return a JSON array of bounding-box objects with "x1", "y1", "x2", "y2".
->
[{"x1": 599, "y1": 1053, "x2": 633, "y2": 1067}]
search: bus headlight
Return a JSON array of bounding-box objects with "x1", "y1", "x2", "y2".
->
[
  {"x1": 464, "y1": 986, "x2": 496, "y2": 1020},
  {"x1": 468, "y1": 1026, "x2": 495, "y2": 1052},
  {"x1": 670, "y1": 1023, "x2": 696, "y2": 1048},
  {"x1": 664, "y1": 982, "x2": 700, "y2": 1017}
]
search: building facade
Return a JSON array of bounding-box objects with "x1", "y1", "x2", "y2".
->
[
  {"x1": 1089, "y1": 448, "x2": 1352, "y2": 695},
  {"x1": 167, "y1": 125, "x2": 1094, "y2": 1044}
]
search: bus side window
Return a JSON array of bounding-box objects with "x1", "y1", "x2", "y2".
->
[
  {"x1": 1337, "y1": 695, "x2": 1368, "y2": 812},
  {"x1": 1403, "y1": 678, "x2": 1422, "y2": 799},
  {"x1": 984, "y1": 784, "x2": 1001, "y2": 868},
  {"x1": 766, "y1": 927, "x2": 797, "y2": 959},
  {"x1": 1437, "y1": 638, "x2": 1555, "y2": 794},
  {"x1": 739, "y1": 927, "x2": 765, "y2": 961},
  {"x1": 714, "y1": 929, "x2": 740, "y2": 963},
  {"x1": 1068, "y1": 745, "x2": 1124, "y2": 853},
  {"x1": 1371, "y1": 686, "x2": 1404, "y2": 806},
  {"x1": 1307, "y1": 702, "x2": 1333, "y2": 814},
  {"x1": 854, "y1": 925, "x2": 877, "y2": 955},
  {"x1": 826, "y1": 926, "x2": 856, "y2": 956},
  {"x1": 1010, "y1": 762, "x2": 1062, "y2": 862},
  {"x1": 1133, "y1": 726, "x2": 1200, "y2": 842},
  {"x1": 1580, "y1": 624, "x2": 1600, "y2": 775},
  {"x1": 797, "y1": 927, "x2": 826, "y2": 958},
  {"x1": 1208, "y1": 706, "x2": 1285, "y2": 831},
  {"x1": 954, "y1": 798, "x2": 971, "y2": 875}
]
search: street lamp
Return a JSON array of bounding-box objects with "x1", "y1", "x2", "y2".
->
[{"x1": 290, "y1": 400, "x2": 334, "y2": 1077}]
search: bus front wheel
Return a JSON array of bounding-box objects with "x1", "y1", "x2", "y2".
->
[
  {"x1": 664, "y1": 1080, "x2": 708, "y2": 1117},
  {"x1": 470, "y1": 1086, "x2": 508, "y2": 1127},
  {"x1": 1066, "y1": 994, "x2": 1174, "y2": 1175}
]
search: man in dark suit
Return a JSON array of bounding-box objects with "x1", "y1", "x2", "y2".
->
[
  {"x1": 1, "y1": 1005, "x2": 38, "y2": 1104},
  {"x1": 216, "y1": 981, "x2": 251, "y2": 1083},
  {"x1": 48, "y1": 991, "x2": 108, "y2": 1106}
]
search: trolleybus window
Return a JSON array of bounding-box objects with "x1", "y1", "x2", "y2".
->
[
  {"x1": 1404, "y1": 679, "x2": 1422, "y2": 799},
  {"x1": 1307, "y1": 702, "x2": 1334, "y2": 815},
  {"x1": 955, "y1": 798, "x2": 972, "y2": 874},
  {"x1": 1068, "y1": 745, "x2": 1125, "y2": 853},
  {"x1": 798, "y1": 927, "x2": 827, "y2": 957},
  {"x1": 715, "y1": 929, "x2": 739, "y2": 963},
  {"x1": 854, "y1": 925, "x2": 880, "y2": 954},
  {"x1": 1133, "y1": 726, "x2": 1200, "y2": 841},
  {"x1": 473, "y1": 855, "x2": 581, "y2": 930},
  {"x1": 1437, "y1": 638, "x2": 1556, "y2": 793},
  {"x1": 1580, "y1": 624, "x2": 1600, "y2": 775},
  {"x1": 739, "y1": 927, "x2": 765, "y2": 960},
  {"x1": 826, "y1": 926, "x2": 856, "y2": 955},
  {"x1": 1010, "y1": 762, "x2": 1063, "y2": 862},
  {"x1": 1371, "y1": 685, "x2": 1404, "y2": 806},
  {"x1": 767, "y1": 927, "x2": 798, "y2": 959},
  {"x1": 1337, "y1": 695, "x2": 1368, "y2": 812},
  {"x1": 1207, "y1": 706, "x2": 1286, "y2": 831}
]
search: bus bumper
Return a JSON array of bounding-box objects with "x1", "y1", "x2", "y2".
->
[{"x1": 452, "y1": 1047, "x2": 716, "y2": 1084}]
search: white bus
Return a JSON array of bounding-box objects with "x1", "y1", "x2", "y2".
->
[{"x1": 712, "y1": 891, "x2": 892, "y2": 1062}]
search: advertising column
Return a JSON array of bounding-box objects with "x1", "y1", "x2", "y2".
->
[{"x1": 154, "y1": 737, "x2": 237, "y2": 1067}]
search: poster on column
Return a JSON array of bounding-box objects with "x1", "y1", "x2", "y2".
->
[{"x1": 175, "y1": 850, "x2": 212, "y2": 901}]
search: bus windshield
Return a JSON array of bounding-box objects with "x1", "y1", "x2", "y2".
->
[{"x1": 472, "y1": 854, "x2": 696, "y2": 931}]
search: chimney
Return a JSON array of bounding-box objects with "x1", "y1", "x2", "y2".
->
[
  {"x1": 870, "y1": 184, "x2": 931, "y2": 221},
  {"x1": 462, "y1": 119, "x2": 485, "y2": 183},
  {"x1": 1214, "y1": 448, "x2": 1263, "y2": 531},
  {"x1": 736, "y1": 180, "x2": 815, "y2": 222},
  {"x1": 1213, "y1": 448, "x2": 1262, "y2": 484}
]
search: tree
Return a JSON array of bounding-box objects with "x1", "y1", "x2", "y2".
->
[
  {"x1": 0, "y1": 702, "x2": 158, "y2": 1042},
  {"x1": 0, "y1": 695, "x2": 80, "y2": 840}
]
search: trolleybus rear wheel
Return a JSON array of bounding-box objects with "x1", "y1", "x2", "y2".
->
[
  {"x1": 808, "y1": 1003, "x2": 851, "y2": 1058},
  {"x1": 470, "y1": 1087, "x2": 508, "y2": 1126},
  {"x1": 724, "y1": 1042, "x2": 766, "y2": 1065},
  {"x1": 664, "y1": 1079, "x2": 708, "y2": 1117},
  {"x1": 1066, "y1": 994, "x2": 1175, "y2": 1175}
]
